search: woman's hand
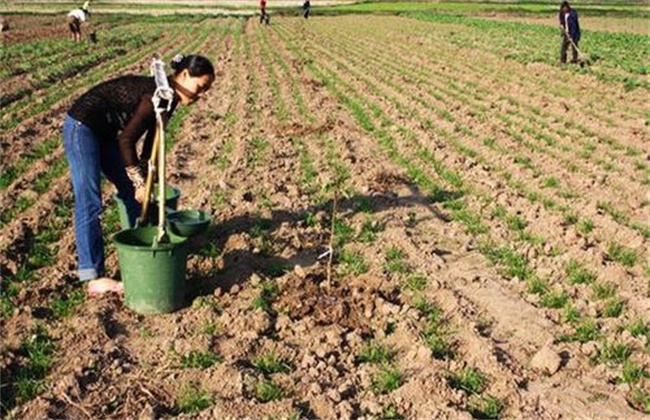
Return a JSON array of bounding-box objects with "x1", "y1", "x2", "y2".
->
[{"x1": 125, "y1": 165, "x2": 146, "y2": 203}]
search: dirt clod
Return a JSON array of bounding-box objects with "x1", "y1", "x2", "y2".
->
[{"x1": 530, "y1": 346, "x2": 562, "y2": 375}]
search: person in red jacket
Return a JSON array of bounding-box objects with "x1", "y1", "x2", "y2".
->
[{"x1": 260, "y1": 0, "x2": 269, "y2": 25}]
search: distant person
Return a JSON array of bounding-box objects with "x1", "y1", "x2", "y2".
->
[
  {"x1": 303, "y1": 0, "x2": 310, "y2": 19},
  {"x1": 62, "y1": 54, "x2": 215, "y2": 296},
  {"x1": 0, "y1": 15, "x2": 9, "y2": 32},
  {"x1": 559, "y1": 1, "x2": 580, "y2": 64},
  {"x1": 67, "y1": 7, "x2": 88, "y2": 43},
  {"x1": 260, "y1": 0, "x2": 269, "y2": 24}
]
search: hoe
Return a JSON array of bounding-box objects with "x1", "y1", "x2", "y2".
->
[{"x1": 563, "y1": 29, "x2": 589, "y2": 67}]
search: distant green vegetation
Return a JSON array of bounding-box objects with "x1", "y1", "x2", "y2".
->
[
  {"x1": 408, "y1": 12, "x2": 650, "y2": 90},
  {"x1": 322, "y1": 1, "x2": 648, "y2": 18},
  {"x1": 3, "y1": 1, "x2": 648, "y2": 18}
]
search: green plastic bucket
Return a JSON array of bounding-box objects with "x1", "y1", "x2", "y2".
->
[
  {"x1": 113, "y1": 226, "x2": 189, "y2": 314},
  {"x1": 167, "y1": 209, "x2": 211, "y2": 237},
  {"x1": 112, "y1": 185, "x2": 181, "y2": 230}
]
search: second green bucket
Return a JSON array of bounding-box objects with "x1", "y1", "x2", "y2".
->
[
  {"x1": 113, "y1": 226, "x2": 189, "y2": 314},
  {"x1": 112, "y1": 185, "x2": 181, "y2": 230}
]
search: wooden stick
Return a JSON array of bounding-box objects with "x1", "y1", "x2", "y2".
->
[
  {"x1": 326, "y1": 189, "x2": 338, "y2": 289},
  {"x1": 138, "y1": 126, "x2": 161, "y2": 224}
]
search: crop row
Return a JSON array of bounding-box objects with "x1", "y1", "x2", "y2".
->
[
  {"x1": 253, "y1": 22, "x2": 528, "y2": 417},
  {"x1": 1, "y1": 21, "x2": 235, "y2": 416},
  {"x1": 273, "y1": 18, "x2": 648, "y2": 413},
  {"x1": 286, "y1": 17, "x2": 647, "y2": 273},
  {"x1": 412, "y1": 13, "x2": 650, "y2": 91},
  {"x1": 0, "y1": 21, "x2": 202, "y2": 201}
]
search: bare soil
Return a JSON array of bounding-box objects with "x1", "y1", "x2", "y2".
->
[{"x1": 1, "y1": 14, "x2": 648, "y2": 419}]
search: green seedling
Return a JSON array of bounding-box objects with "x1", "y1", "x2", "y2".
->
[
  {"x1": 252, "y1": 281, "x2": 280, "y2": 314},
  {"x1": 415, "y1": 299, "x2": 454, "y2": 360},
  {"x1": 303, "y1": 211, "x2": 318, "y2": 228},
  {"x1": 540, "y1": 289, "x2": 569, "y2": 309},
  {"x1": 629, "y1": 387, "x2": 650, "y2": 413},
  {"x1": 246, "y1": 136, "x2": 269, "y2": 167},
  {"x1": 50, "y1": 288, "x2": 85, "y2": 319},
  {"x1": 424, "y1": 331, "x2": 455, "y2": 360},
  {"x1": 620, "y1": 361, "x2": 649, "y2": 385},
  {"x1": 574, "y1": 319, "x2": 601, "y2": 343},
  {"x1": 357, "y1": 217, "x2": 385, "y2": 242},
  {"x1": 563, "y1": 212, "x2": 579, "y2": 226},
  {"x1": 253, "y1": 350, "x2": 292, "y2": 375},
  {"x1": 631, "y1": 222, "x2": 650, "y2": 239},
  {"x1": 333, "y1": 219, "x2": 355, "y2": 248},
  {"x1": 385, "y1": 246, "x2": 410, "y2": 275},
  {"x1": 381, "y1": 404, "x2": 404, "y2": 420},
  {"x1": 560, "y1": 318, "x2": 600, "y2": 343},
  {"x1": 201, "y1": 320, "x2": 217, "y2": 336},
  {"x1": 592, "y1": 282, "x2": 617, "y2": 300},
  {"x1": 211, "y1": 188, "x2": 228, "y2": 210},
  {"x1": 177, "y1": 382, "x2": 214, "y2": 414},
  {"x1": 11, "y1": 324, "x2": 55, "y2": 408},
  {"x1": 139, "y1": 325, "x2": 154, "y2": 338},
  {"x1": 607, "y1": 242, "x2": 638, "y2": 267},
  {"x1": 565, "y1": 260, "x2": 597, "y2": 285},
  {"x1": 338, "y1": 249, "x2": 369, "y2": 275},
  {"x1": 444, "y1": 200, "x2": 488, "y2": 235},
  {"x1": 34, "y1": 158, "x2": 68, "y2": 194},
  {"x1": 354, "y1": 196, "x2": 374, "y2": 213},
  {"x1": 403, "y1": 274, "x2": 427, "y2": 292},
  {"x1": 250, "y1": 218, "x2": 272, "y2": 239},
  {"x1": 541, "y1": 197, "x2": 557, "y2": 211},
  {"x1": 526, "y1": 277, "x2": 549, "y2": 295},
  {"x1": 191, "y1": 296, "x2": 220, "y2": 311},
  {"x1": 413, "y1": 298, "x2": 443, "y2": 324},
  {"x1": 180, "y1": 350, "x2": 222, "y2": 369},
  {"x1": 596, "y1": 341, "x2": 633, "y2": 365},
  {"x1": 563, "y1": 304, "x2": 581, "y2": 324},
  {"x1": 506, "y1": 214, "x2": 528, "y2": 233},
  {"x1": 254, "y1": 378, "x2": 284, "y2": 402},
  {"x1": 447, "y1": 367, "x2": 487, "y2": 394},
  {"x1": 469, "y1": 394, "x2": 504, "y2": 420},
  {"x1": 600, "y1": 299, "x2": 624, "y2": 318},
  {"x1": 406, "y1": 211, "x2": 417, "y2": 227},
  {"x1": 627, "y1": 320, "x2": 649, "y2": 338},
  {"x1": 262, "y1": 261, "x2": 291, "y2": 278},
  {"x1": 384, "y1": 321, "x2": 397, "y2": 336},
  {"x1": 597, "y1": 201, "x2": 628, "y2": 224},
  {"x1": 577, "y1": 219, "x2": 594, "y2": 235},
  {"x1": 429, "y1": 187, "x2": 462, "y2": 204},
  {"x1": 481, "y1": 243, "x2": 533, "y2": 281},
  {"x1": 356, "y1": 340, "x2": 395, "y2": 365},
  {"x1": 372, "y1": 365, "x2": 402, "y2": 395},
  {"x1": 1, "y1": 295, "x2": 16, "y2": 319}
]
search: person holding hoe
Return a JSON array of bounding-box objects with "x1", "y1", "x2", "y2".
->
[
  {"x1": 63, "y1": 54, "x2": 215, "y2": 296},
  {"x1": 559, "y1": 1, "x2": 581, "y2": 64}
]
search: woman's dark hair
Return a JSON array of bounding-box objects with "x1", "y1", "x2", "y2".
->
[
  {"x1": 560, "y1": 1, "x2": 570, "y2": 10},
  {"x1": 170, "y1": 54, "x2": 215, "y2": 77}
]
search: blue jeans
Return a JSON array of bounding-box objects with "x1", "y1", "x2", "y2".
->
[{"x1": 63, "y1": 115, "x2": 141, "y2": 281}]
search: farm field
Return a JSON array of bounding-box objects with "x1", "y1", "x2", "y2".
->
[{"x1": 1, "y1": 6, "x2": 649, "y2": 419}]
